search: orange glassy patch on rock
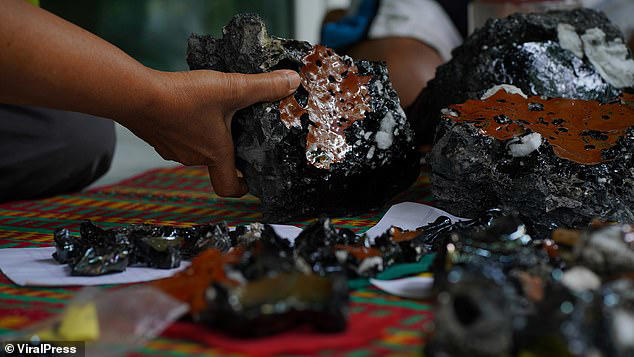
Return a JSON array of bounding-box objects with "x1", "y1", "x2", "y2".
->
[
  {"x1": 334, "y1": 245, "x2": 380, "y2": 260},
  {"x1": 279, "y1": 45, "x2": 371, "y2": 170},
  {"x1": 442, "y1": 91, "x2": 634, "y2": 164},
  {"x1": 390, "y1": 227, "x2": 423, "y2": 243},
  {"x1": 153, "y1": 249, "x2": 240, "y2": 316}
]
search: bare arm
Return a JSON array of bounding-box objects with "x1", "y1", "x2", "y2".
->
[
  {"x1": 0, "y1": 0, "x2": 300, "y2": 197},
  {"x1": 345, "y1": 37, "x2": 443, "y2": 108}
]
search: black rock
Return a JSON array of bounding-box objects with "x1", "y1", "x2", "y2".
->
[
  {"x1": 426, "y1": 212, "x2": 634, "y2": 357},
  {"x1": 200, "y1": 225, "x2": 349, "y2": 337},
  {"x1": 53, "y1": 221, "x2": 232, "y2": 276},
  {"x1": 414, "y1": 8, "x2": 632, "y2": 144},
  {"x1": 71, "y1": 245, "x2": 130, "y2": 276},
  {"x1": 427, "y1": 212, "x2": 551, "y2": 357},
  {"x1": 203, "y1": 270, "x2": 349, "y2": 337},
  {"x1": 134, "y1": 236, "x2": 181, "y2": 269},
  {"x1": 429, "y1": 87, "x2": 634, "y2": 236},
  {"x1": 187, "y1": 14, "x2": 420, "y2": 222},
  {"x1": 53, "y1": 221, "x2": 133, "y2": 276}
]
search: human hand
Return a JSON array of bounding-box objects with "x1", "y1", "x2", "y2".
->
[
  {"x1": 121, "y1": 69, "x2": 301, "y2": 197},
  {"x1": 0, "y1": 0, "x2": 300, "y2": 197}
]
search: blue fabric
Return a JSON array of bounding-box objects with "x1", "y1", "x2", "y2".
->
[{"x1": 321, "y1": 0, "x2": 379, "y2": 48}]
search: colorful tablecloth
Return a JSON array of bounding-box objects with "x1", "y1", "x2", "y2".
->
[{"x1": 0, "y1": 166, "x2": 436, "y2": 356}]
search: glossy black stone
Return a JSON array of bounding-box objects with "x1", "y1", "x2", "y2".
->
[
  {"x1": 53, "y1": 222, "x2": 132, "y2": 276},
  {"x1": 427, "y1": 214, "x2": 634, "y2": 357},
  {"x1": 292, "y1": 216, "x2": 453, "y2": 278},
  {"x1": 202, "y1": 223, "x2": 349, "y2": 337},
  {"x1": 187, "y1": 14, "x2": 420, "y2": 222},
  {"x1": 53, "y1": 220, "x2": 231, "y2": 276},
  {"x1": 203, "y1": 215, "x2": 456, "y2": 336},
  {"x1": 426, "y1": 213, "x2": 551, "y2": 357}
]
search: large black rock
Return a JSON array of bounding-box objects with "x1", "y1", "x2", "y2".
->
[
  {"x1": 424, "y1": 9, "x2": 634, "y2": 235},
  {"x1": 187, "y1": 14, "x2": 419, "y2": 222},
  {"x1": 414, "y1": 8, "x2": 631, "y2": 145}
]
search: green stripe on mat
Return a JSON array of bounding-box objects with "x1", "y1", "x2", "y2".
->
[
  {"x1": 0, "y1": 293, "x2": 68, "y2": 304},
  {"x1": 377, "y1": 341, "x2": 421, "y2": 351},
  {"x1": 0, "y1": 284, "x2": 77, "y2": 295},
  {"x1": 0, "y1": 239, "x2": 51, "y2": 246},
  {"x1": 0, "y1": 225, "x2": 54, "y2": 234},
  {"x1": 0, "y1": 327, "x2": 15, "y2": 335},
  {"x1": 0, "y1": 302, "x2": 64, "y2": 313},
  {"x1": 350, "y1": 296, "x2": 431, "y2": 311}
]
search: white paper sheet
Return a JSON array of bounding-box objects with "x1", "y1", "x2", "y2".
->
[
  {"x1": 370, "y1": 276, "x2": 434, "y2": 299},
  {"x1": 270, "y1": 224, "x2": 302, "y2": 243},
  {"x1": 0, "y1": 202, "x2": 460, "y2": 287},
  {"x1": 364, "y1": 201, "x2": 464, "y2": 238},
  {"x1": 0, "y1": 247, "x2": 190, "y2": 286}
]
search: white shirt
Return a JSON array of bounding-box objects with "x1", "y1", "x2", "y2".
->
[{"x1": 367, "y1": 0, "x2": 633, "y2": 61}]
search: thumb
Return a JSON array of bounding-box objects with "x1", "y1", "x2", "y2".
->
[{"x1": 226, "y1": 70, "x2": 301, "y2": 109}]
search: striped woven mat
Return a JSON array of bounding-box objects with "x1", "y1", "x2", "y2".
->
[{"x1": 0, "y1": 166, "x2": 436, "y2": 356}]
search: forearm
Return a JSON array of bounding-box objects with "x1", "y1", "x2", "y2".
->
[
  {"x1": 0, "y1": 0, "x2": 159, "y2": 125},
  {"x1": 345, "y1": 38, "x2": 443, "y2": 108}
]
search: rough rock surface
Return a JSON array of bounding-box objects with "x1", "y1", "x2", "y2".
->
[
  {"x1": 187, "y1": 14, "x2": 419, "y2": 222},
  {"x1": 415, "y1": 8, "x2": 632, "y2": 145},
  {"x1": 422, "y1": 9, "x2": 634, "y2": 235},
  {"x1": 430, "y1": 88, "x2": 634, "y2": 236}
]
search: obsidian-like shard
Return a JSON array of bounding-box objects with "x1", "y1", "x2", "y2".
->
[
  {"x1": 53, "y1": 221, "x2": 133, "y2": 276},
  {"x1": 71, "y1": 245, "x2": 130, "y2": 276},
  {"x1": 187, "y1": 14, "x2": 420, "y2": 222},
  {"x1": 203, "y1": 266, "x2": 349, "y2": 336},
  {"x1": 206, "y1": 272, "x2": 349, "y2": 337},
  {"x1": 52, "y1": 228, "x2": 78, "y2": 264},
  {"x1": 426, "y1": 213, "x2": 634, "y2": 357},
  {"x1": 426, "y1": 212, "x2": 554, "y2": 357},
  {"x1": 158, "y1": 224, "x2": 349, "y2": 337},
  {"x1": 293, "y1": 218, "x2": 347, "y2": 276},
  {"x1": 172, "y1": 223, "x2": 232, "y2": 259},
  {"x1": 290, "y1": 216, "x2": 453, "y2": 278},
  {"x1": 52, "y1": 221, "x2": 232, "y2": 276},
  {"x1": 133, "y1": 236, "x2": 182, "y2": 269},
  {"x1": 517, "y1": 270, "x2": 634, "y2": 357}
]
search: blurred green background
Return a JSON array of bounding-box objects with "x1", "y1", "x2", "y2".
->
[{"x1": 41, "y1": 0, "x2": 295, "y2": 71}]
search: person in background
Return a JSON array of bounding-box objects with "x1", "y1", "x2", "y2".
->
[
  {"x1": 322, "y1": 0, "x2": 634, "y2": 140},
  {"x1": 0, "y1": 0, "x2": 301, "y2": 202}
]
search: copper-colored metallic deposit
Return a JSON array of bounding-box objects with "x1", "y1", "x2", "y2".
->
[
  {"x1": 279, "y1": 45, "x2": 371, "y2": 169},
  {"x1": 443, "y1": 91, "x2": 634, "y2": 164}
]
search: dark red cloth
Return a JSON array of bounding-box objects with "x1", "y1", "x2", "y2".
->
[{"x1": 163, "y1": 305, "x2": 411, "y2": 356}]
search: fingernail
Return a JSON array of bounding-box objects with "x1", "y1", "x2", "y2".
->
[{"x1": 283, "y1": 70, "x2": 301, "y2": 93}]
